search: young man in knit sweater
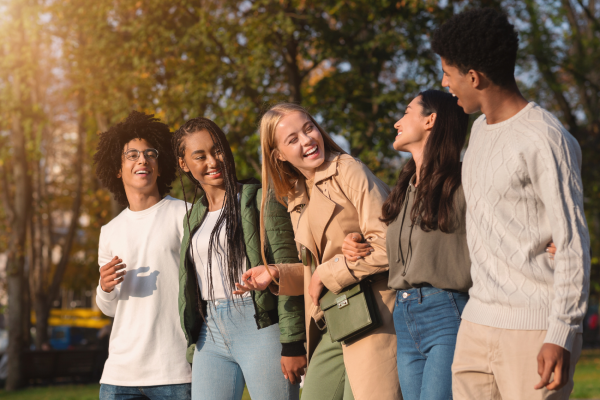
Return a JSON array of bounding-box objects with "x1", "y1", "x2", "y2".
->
[
  {"x1": 93, "y1": 112, "x2": 191, "y2": 400},
  {"x1": 432, "y1": 8, "x2": 590, "y2": 400}
]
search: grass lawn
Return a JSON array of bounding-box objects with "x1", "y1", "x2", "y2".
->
[
  {"x1": 0, "y1": 385, "x2": 254, "y2": 399},
  {"x1": 571, "y1": 349, "x2": 600, "y2": 399},
  {"x1": 0, "y1": 384, "x2": 100, "y2": 400},
  {"x1": 0, "y1": 350, "x2": 598, "y2": 399}
]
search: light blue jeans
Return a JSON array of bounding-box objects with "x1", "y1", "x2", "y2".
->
[
  {"x1": 99, "y1": 383, "x2": 191, "y2": 399},
  {"x1": 393, "y1": 286, "x2": 469, "y2": 400},
  {"x1": 192, "y1": 297, "x2": 299, "y2": 400}
]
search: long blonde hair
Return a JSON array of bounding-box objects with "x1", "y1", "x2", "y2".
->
[{"x1": 258, "y1": 103, "x2": 346, "y2": 282}]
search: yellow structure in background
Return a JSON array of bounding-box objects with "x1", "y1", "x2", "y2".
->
[{"x1": 31, "y1": 308, "x2": 111, "y2": 329}]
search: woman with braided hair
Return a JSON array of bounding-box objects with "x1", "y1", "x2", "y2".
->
[{"x1": 173, "y1": 117, "x2": 306, "y2": 400}]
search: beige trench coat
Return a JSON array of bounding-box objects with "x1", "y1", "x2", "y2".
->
[{"x1": 274, "y1": 153, "x2": 401, "y2": 400}]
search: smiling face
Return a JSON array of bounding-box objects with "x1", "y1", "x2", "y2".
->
[
  {"x1": 441, "y1": 57, "x2": 481, "y2": 114},
  {"x1": 179, "y1": 129, "x2": 225, "y2": 189},
  {"x1": 118, "y1": 138, "x2": 161, "y2": 196},
  {"x1": 393, "y1": 96, "x2": 435, "y2": 153},
  {"x1": 274, "y1": 111, "x2": 325, "y2": 179}
]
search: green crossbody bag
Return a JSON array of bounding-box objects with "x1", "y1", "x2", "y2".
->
[{"x1": 302, "y1": 246, "x2": 382, "y2": 344}]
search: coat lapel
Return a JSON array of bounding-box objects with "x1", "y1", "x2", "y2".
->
[
  {"x1": 307, "y1": 185, "x2": 336, "y2": 258},
  {"x1": 288, "y1": 177, "x2": 318, "y2": 262},
  {"x1": 287, "y1": 152, "x2": 342, "y2": 263},
  {"x1": 295, "y1": 207, "x2": 319, "y2": 262}
]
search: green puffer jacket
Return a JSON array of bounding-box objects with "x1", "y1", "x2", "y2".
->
[{"x1": 178, "y1": 183, "x2": 306, "y2": 363}]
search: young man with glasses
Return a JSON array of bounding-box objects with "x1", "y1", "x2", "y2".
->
[
  {"x1": 431, "y1": 8, "x2": 590, "y2": 400},
  {"x1": 93, "y1": 111, "x2": 191, "y2": 400}
]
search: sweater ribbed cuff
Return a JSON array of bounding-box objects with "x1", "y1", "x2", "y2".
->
[
  {"x1": 543, "y1": 321, "x2": 577, "y2": 352},
  {"x1": 281, "y1": 341, "x2": 307, "y2": 357}
]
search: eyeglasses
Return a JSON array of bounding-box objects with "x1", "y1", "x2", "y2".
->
[{"x1": 123, "y1": 148, "x2": 159, "y2": 161}]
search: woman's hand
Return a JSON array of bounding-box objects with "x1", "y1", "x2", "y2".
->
[
  {"x1": 546, "y1": 241, "x2": 556, "y2": 260},
  {"x1": 308, "y1": 270, "x2": 325, "y2": 306},
  {"x1": 281, "y1": 355, "x2": 307, "y2": 384},
  {"x1": 233, "y1": 265, "x2": 279, "y2": 294},
  {"x1": 342, "y1": 232, "x2": 374, "y2": 261}
]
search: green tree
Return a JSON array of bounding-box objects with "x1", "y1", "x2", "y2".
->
[
  {"x1": 510, "y1": 0, "x2": 600, "y2": 291},
  {"x1": 0, "y1": 0, "x2": 37, "y2": 390}
]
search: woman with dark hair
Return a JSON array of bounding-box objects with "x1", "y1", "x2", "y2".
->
[
  {"x1": 342, "y1": 90, "x2": 557, "y2": 399},
  {"x1": 343, "y1": 90, "x2": 470, "y2": 400},
  {"x1": 173, "y1": 118, "x2": 306, "y2": 400}
]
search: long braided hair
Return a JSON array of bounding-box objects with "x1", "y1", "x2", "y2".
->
[{"x1": 173, "y1": 118, "x2": 246, "y2": 301}]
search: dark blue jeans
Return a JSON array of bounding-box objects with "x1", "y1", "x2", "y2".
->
[
  {"x1": 99, "y1": 383, "x2": 191, "y2": 400},
  {"x1": 393, "y1": 287, "x2": 469, "y2": 400}
]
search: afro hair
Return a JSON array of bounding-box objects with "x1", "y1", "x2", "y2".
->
[
  {"x1": 94, "y1": 111, "x2": 177, "y2": 207},
  {"x1": 431, "y1": 8, "x2": 519, "y2": 88}
]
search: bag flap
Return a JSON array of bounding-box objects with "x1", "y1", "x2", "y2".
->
[{"x1": 319, "y1": 282, "x2": 363, "y2": 311}]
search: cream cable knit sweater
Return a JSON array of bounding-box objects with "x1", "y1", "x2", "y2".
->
[{"x1": 461, "y1": 102, "x2": 590, "y2": 352}]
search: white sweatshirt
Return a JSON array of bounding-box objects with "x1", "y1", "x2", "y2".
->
[
  {"x1": 95, "y1": 196, "x2": 191, "y2": 386},
  {"x1": 462, "y1": 102, "x2": 590, "y2": 352}
]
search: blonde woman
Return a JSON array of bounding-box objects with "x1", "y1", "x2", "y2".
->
[{"x1": 234, "y1": 103, "x2": 402, "y2": 400}]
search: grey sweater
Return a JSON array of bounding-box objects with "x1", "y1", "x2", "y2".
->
[
  {"x1": 387, "y1": 181, "x2": 472, "y2": 292},
  {"x1": 462, "y1": 102, "x2": 590, "y2": 352}
]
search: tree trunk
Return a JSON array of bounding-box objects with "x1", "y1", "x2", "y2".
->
[
  {"x1": 6, "y1": 257, "x2": 25, "y2": 391},
  {"x1": 283, "y1": 36, "x2": 303, "y2": 104},
  {"x1": 22, "y1": 266, "x2": 31, "y2": 349},
  {"x1": 44, "y1": 88, "x2": 86, "y2": 323},
  {"x1": 5, "y1": 2, "x2": 31, "y2": 389},
  {"x1": 33, "y1": 294, "x2": 50, "y2": 348}
]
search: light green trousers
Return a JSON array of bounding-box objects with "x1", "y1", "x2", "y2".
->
[{"x1": 301, "y1": 330, "x2": 355, "y2": 400}]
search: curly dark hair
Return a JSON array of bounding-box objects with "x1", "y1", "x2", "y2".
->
[
  {"x1": 431, "y1": 8, "x2": 519, "y2": 87},
  {"x1": 94, "y1": 111, "x2": 177, "y2": 206}
]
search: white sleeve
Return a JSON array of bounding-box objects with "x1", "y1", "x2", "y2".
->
[
  {"x1": 95, "y1": 226, "x2": 119, "y2": 317},
  {"x1": 525, "y1": 126, "x2": 590, "y2": 352}
]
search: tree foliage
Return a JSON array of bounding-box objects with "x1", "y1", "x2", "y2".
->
[{"x1": 0, "y1": 0, "x2": 598, "y2": 390}]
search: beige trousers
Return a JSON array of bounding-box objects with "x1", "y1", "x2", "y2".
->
[{"x1": 452, "y1": 320, "x2": 582, "y2": 400}]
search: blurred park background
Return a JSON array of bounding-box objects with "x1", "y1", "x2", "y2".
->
[{"x1": 0, "y1": 0, "x2": 599, "y2": 396}]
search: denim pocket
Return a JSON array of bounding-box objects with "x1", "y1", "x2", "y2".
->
[
  {"x1": 446, "y1": 291, "x2": 469, "y2": 325},
  {"x1": 446, "y1": 291, "x2": 462, "y2": 323}
]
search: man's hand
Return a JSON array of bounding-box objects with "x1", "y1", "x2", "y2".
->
[
  {"x1": 342, "y1": 232, "x2": 373, "y2": 261},
  {"x1": 534, "y1": 343, "x2": 571, "y2": 391},
  {"x1": 308, "y1": 270, "x2": 325, "y2": 306},
  {"x1": 281, "y1": 355, "x2": 307, "y2": 385},
  {"x1": 100, "y1": 256, "x2": 126, "y2": 293},
  {"x1": 233, "y1": 265, "x2": 279, "y2": 294}
]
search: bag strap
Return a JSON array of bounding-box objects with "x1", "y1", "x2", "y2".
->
[{"x1": 301, "y1": 245, "x2": 318, "y2": 273}]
